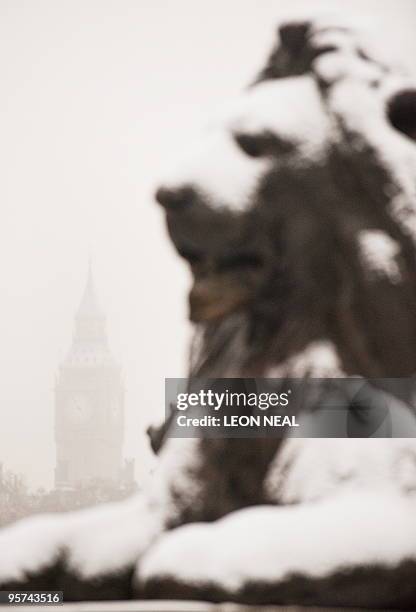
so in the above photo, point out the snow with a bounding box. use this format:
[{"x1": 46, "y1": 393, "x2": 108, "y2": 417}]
[
  {"x1": 95, "y1": 18, "x2": 416, "y2": 599},
  {"x1": 228, "y1": 76, "x2": 331, "y2": 161},
  {"x1": 139, "y1": 408, "x2": 416, "y2": 593},
  {"x1": 158, "y1": 128, "x2": 269, "y2": 213},
  {"x1": 147, "y1": 437, "x2": 204, "y2": 523},
  {"x1": 314, "y1": 50, "x2": 384, "y2": 87},
  {"x1": 3, "y1": 14, "x2": 416, "y2": 596},
  {"x1": 299, "y1": 14, "x2": 416, "y2": 247},
  {"x1": 140, "y1": 36, "x2": 416, "y2": 590},
  {"x1": 158, "y1": 75, "x2": 331, "y2": 213},
  {"x1": 0, "y1": 437, "x2": 204, "y2": 583},
  {"x1": 265, "y1": 438, "x2": 416, "y2": 504},
  {"x1": 310, "y1": 29, "x2": 360, "y2": 58},
  {"x1": 283, "y1": 11, "x2": 401, "y2": 74},
  {"x1": 316, "y1": 49, "x2": 416, "y2": 243},
  {"x1": 158, "y1": 17, "x2": 416, "y2": 232},
  {"x1": 266, "y1": 340, "x2": 344, "y2": 378},
  {"x1": 66, "y1": 495, "x2": 162, "y2": 577},
  {"x1": 0, "y1": 513, "x2": 65, "y2": 582},
  {"x1": 67, "y1": 437, "x2": 205, "y2": 576},
  {"x1": 138, "y1": 488, "x2": 416, "y2": 592},
  {"x1": 358, "y1": 229, "x2": 401, "y2": 283},
  {"x1": 0, "y1": 494, "x2": 162, "y2": 581}
]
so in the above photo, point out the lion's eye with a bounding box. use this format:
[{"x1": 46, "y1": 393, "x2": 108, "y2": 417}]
[
  {"x1": 233, "y1": 131, "x2": 294, "y2": 158},
  {"x1": 233, "y1": 132, "x2": 267, "y2": 158}
]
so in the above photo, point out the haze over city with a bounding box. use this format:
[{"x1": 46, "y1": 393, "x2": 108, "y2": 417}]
[{"x1": 1, "y1": 0, "x2": 415, "y2": 490}]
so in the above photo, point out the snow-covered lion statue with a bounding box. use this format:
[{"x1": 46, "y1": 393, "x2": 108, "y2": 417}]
[{"x1": 1, "y1": 15, "x2": 416, "y2": 609}]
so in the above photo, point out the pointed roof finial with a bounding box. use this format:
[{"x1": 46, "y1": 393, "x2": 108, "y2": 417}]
[{"x1": 77, "y1": 259, "x2": 102, "y2": 317}]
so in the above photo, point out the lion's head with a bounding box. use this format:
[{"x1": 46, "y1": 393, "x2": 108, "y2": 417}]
[{"x1": 155, "y1": 18, "x2": 416, "y2": 378}]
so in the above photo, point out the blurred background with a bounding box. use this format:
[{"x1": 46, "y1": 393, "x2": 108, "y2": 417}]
[{"x1": 0, "y1": 0, "x2": 415, "y2": 513}]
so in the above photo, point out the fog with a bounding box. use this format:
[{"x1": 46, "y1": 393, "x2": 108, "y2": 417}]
[{"x1": 0, "y1": 0, "x2": 415, "y2": 490}]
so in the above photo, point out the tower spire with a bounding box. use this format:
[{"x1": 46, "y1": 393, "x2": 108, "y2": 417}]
[
  {"x1": 77, "y1": 260, "x2": 102, "y2": 318},
  {"x1": 65, "y1": 262, "x2": 111, "y2": 358}
]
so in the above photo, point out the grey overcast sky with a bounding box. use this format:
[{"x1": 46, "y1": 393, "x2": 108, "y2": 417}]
[{"x1": 0, "y1": 0, "x2": 415, "y2": 490}]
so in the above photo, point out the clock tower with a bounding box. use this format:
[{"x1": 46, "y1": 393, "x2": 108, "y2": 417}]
[{"x1": 54, "y1": 265, "x2": 125, "y2": 489}]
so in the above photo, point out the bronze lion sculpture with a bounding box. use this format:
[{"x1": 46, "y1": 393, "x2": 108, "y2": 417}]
[{"x1": 1, "y1": 15, "x2": 416, "y2": 609}]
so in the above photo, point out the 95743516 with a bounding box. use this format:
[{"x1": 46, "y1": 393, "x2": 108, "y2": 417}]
[{"x1": 0, "y1": 591, "x2": 63, "y2": 605}]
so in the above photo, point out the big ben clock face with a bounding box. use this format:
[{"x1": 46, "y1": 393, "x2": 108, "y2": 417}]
[{"x1": 67, "y1": 394, "x2": 91, "y2": 425}]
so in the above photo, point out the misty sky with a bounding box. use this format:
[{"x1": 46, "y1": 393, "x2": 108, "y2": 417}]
[{"x1": 0, "y1": 0, "x2": 415, "y2": 490}]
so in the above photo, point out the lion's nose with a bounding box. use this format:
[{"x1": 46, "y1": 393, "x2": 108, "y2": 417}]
[{"x1": 155, "y1": 186, "x2": 195, "y2": 210}]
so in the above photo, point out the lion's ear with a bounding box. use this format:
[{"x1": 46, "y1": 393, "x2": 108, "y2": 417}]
[
  {"x1": 254, "y1": 20, "x2": 312, "y2": 82},
  {"x1": 387, "y1": 89, "x2": 416, "y2": 142},
  {"x1": 254, "y1": 17, "x2": 358, "y2": 84},
  {"x1": 278, "y1": 21, "x2": 311, "y2": 54}
]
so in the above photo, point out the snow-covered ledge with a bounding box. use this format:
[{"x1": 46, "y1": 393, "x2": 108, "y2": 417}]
[
  {"x1": 15, "y1": 602, "x2": 383, "y2": 612},
  {"x1": 17, "y1": 603, "x2": 213, "y2": 612}
]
